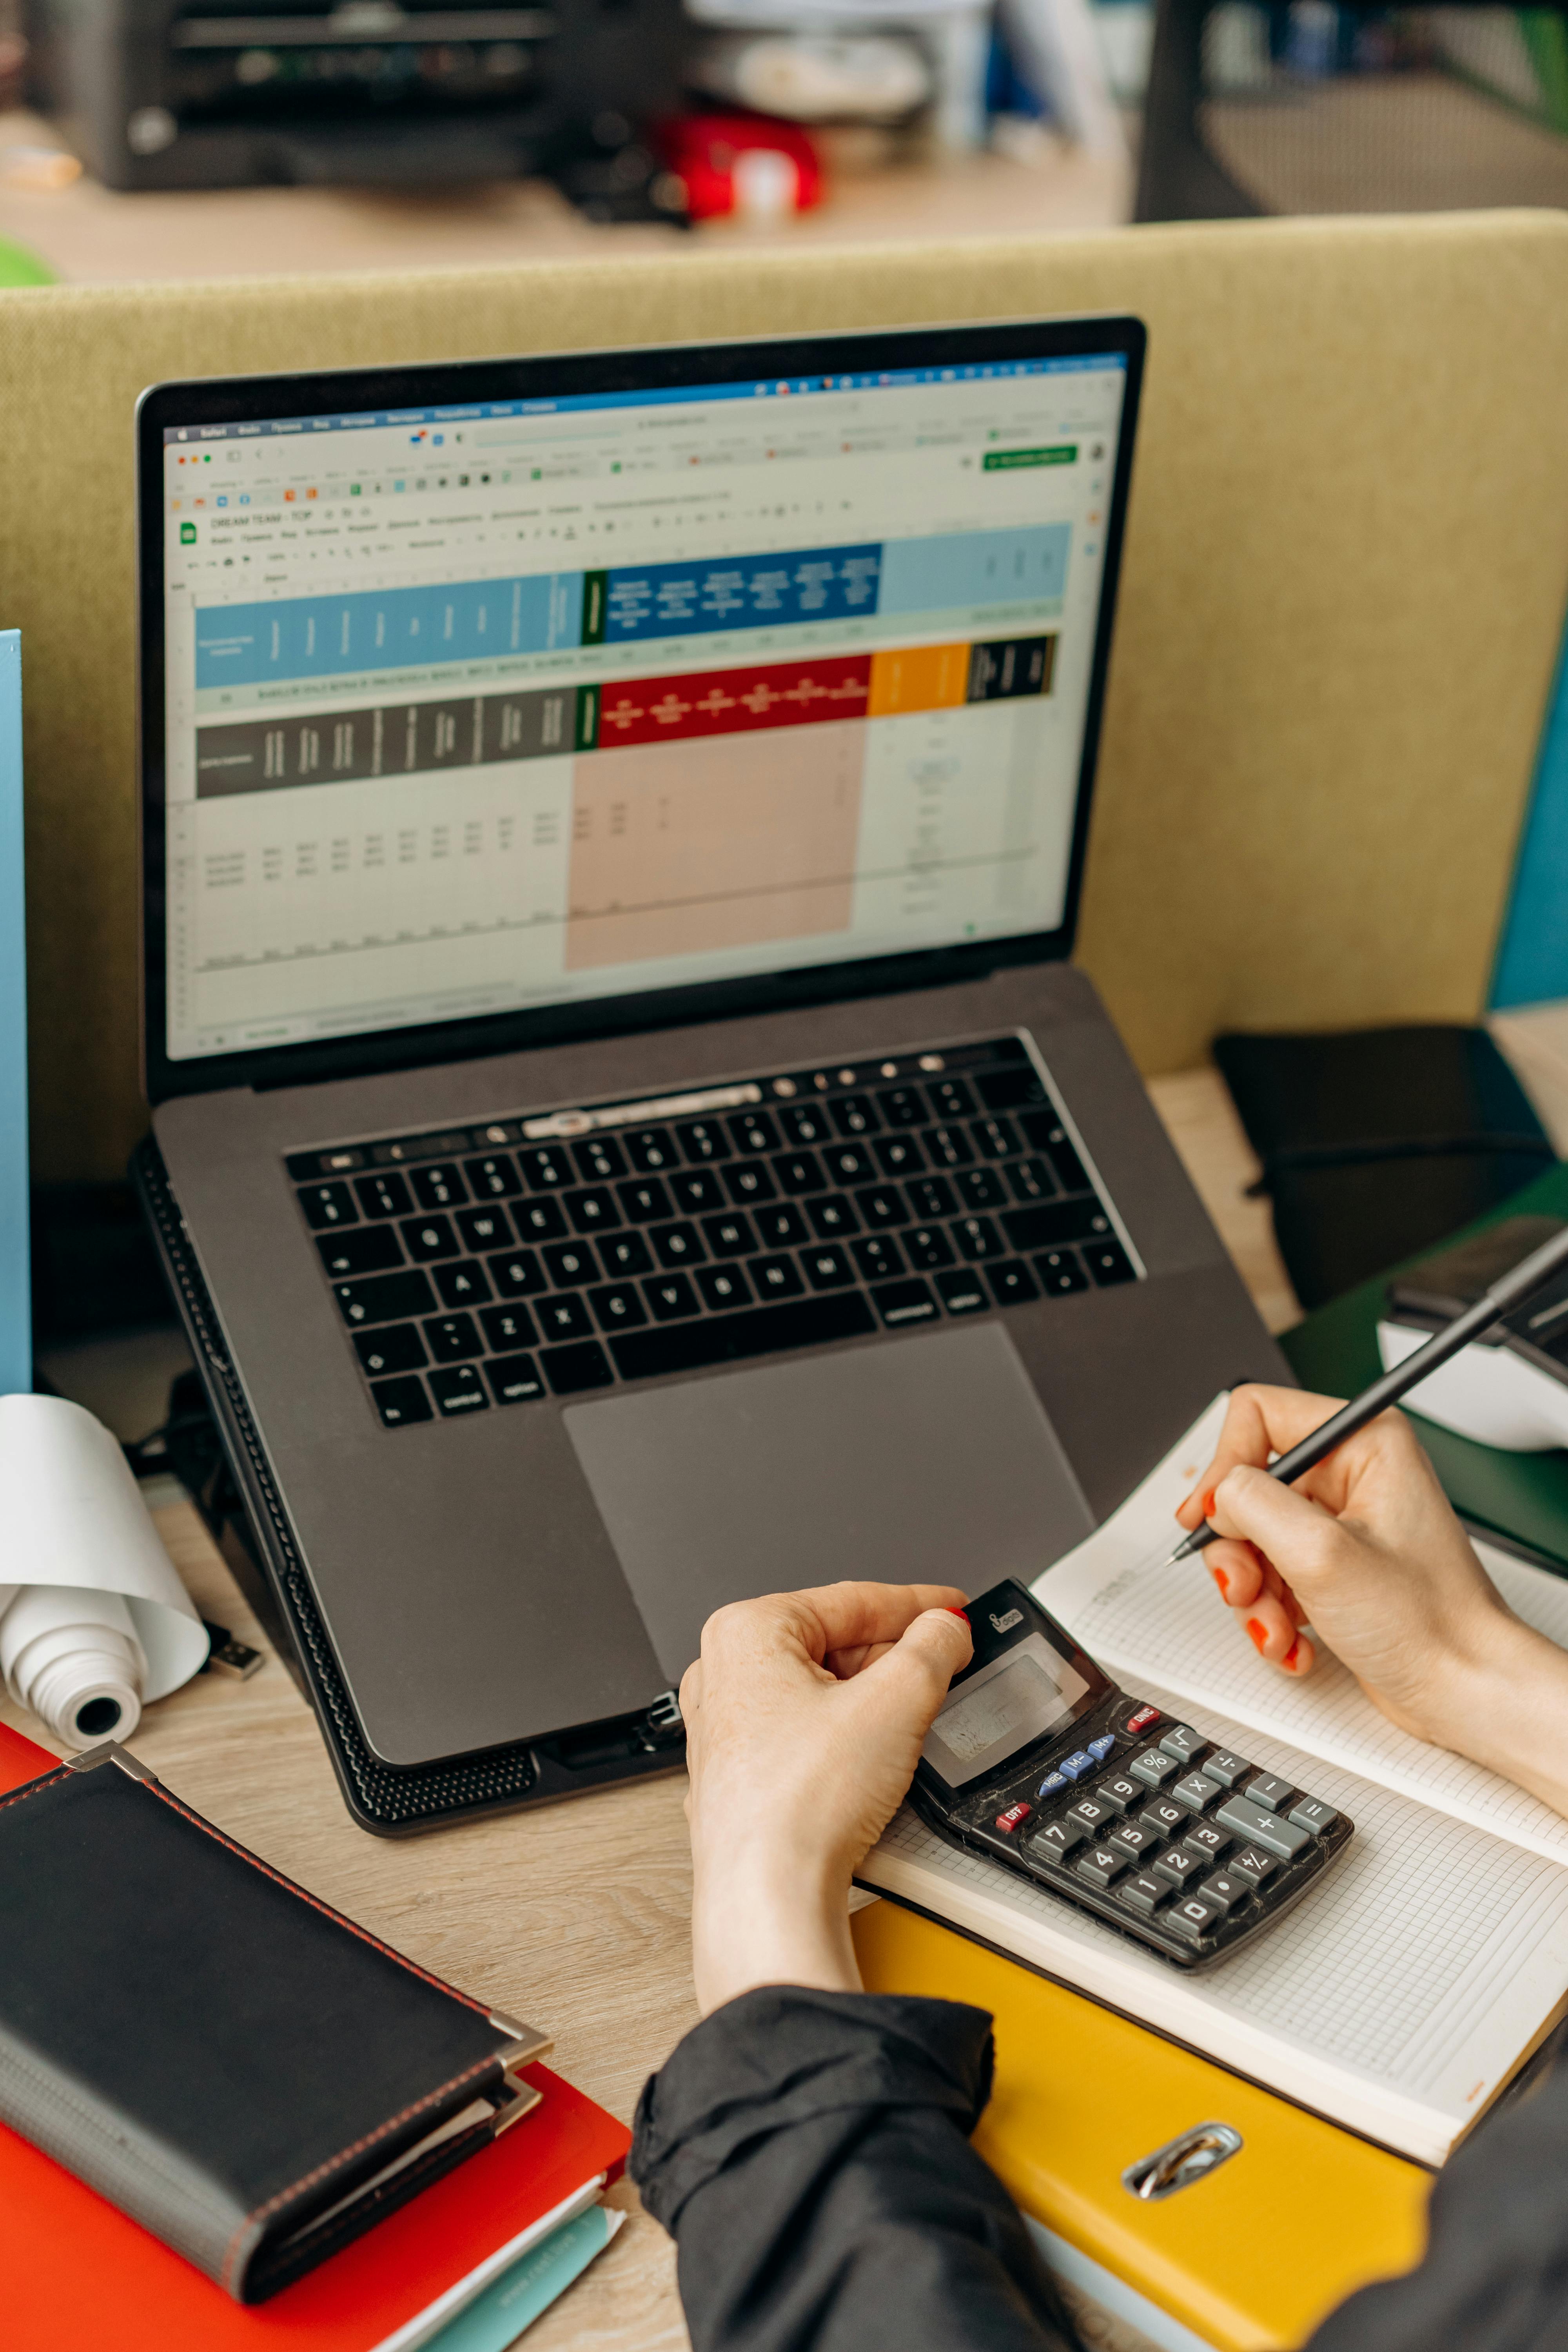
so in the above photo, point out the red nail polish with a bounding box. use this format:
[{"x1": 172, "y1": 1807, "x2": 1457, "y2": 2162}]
[
  {"x1": 1282, "y1": 1638, "x2": 1302, "y2": 1671},
  {"x1": 1200, "y1": 1490, "x2": 1217, "y2": 1520},
  {"x1": 944, "y1": 1608, "x2": 969, "y2": 1621},
  {"x1": 1211, "y1": 1565, "x2": 1229, "y2": 1598},
  {"x1": 1246, "y1": 1619, "x2": 1267, "y2": 1652}
]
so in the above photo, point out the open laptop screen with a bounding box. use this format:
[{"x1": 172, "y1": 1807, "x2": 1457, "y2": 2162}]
[{"x1": 140, "y1": 319, "x2": 1142, "y2": 1098}]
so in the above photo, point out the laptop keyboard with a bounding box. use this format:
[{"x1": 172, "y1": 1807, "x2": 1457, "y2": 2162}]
[{"x1": 285, "y1": 1034, "x2": 1142, "y2": 1430}]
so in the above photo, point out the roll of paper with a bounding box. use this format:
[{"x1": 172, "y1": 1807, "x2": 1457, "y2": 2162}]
[{"x1": 0, "y1": 1394, "x2": 210, "y2": 1749}]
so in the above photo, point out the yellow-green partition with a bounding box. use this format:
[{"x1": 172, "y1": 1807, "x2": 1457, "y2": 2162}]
[{"x1": 4, "y1": 210, "x2": 1567, "y2": 1178}]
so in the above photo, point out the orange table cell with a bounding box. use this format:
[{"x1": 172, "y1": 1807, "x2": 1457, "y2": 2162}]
[{"x1": 867, "y1": 641, "x2": 970, "y2": 719}]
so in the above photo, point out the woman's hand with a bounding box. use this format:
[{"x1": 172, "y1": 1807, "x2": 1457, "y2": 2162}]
[
  {"x1": 679, "y1": 1583, "x2": 972, "y2": 2015},
  {"x1": 1176, "y1": 1384, "x2": 1568, "y2": 1814}
]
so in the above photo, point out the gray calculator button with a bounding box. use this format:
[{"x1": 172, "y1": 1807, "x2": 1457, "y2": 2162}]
[
  {"x1": 1167, "y1": 1893, "x2": 1224, "y2": 1942},
  {"x1": 1158, "y1": 1724, "x2": 1207, "y2": 1765},
  {"x1": 1183, "y1": 1821, "x2": 1230, "y2": 1861},
  {"x1": 1198, "y1": 1871, "x2": 1249, "y2": 1911},
  {"x1": 1067, "y1": 1795, "x2": 1114, "y2": 1833},
  {"x1": 1245, "y1": 1772, "x2": 1297, "y2": 1814},
  {"x1": 1152, "y1": 1844, "x2": 1204, "y2": 1887},
  {"x1": 1229, "y1": 1844, "x2": 1279, "y2": 1889},
  {"x1": 1216, "y1": 1795, "x2": 1311, "y2": 1858},
  {"x1": 1077, "y1": 1843, "x2": 1131, "y2": 1889},
  {"x1": 1172, "y1": 1771, "x2": 1222, "y2": 1813},
  {"x1": 1107, "y1": 1820, "x2": 1160, "y2": 1864},
  {"x1": 1288, "y1": 1796, "x2": 1339, "y2": 1837},
  {"x1": 1202, "y1": 1748, "x2": 1253, "y2": 1788},
  {"x1": 1029, "y1": 1818, "x2": 1086, "y2": 1864},
  {"x1": 1129, "y1": 1748, "x2": 1179, "y2": 1788},
  {"x1": 1096, "y1": 1776, "x2": 1143, "y2": 1815},
  {"x1": 1118, "y1": 1873, "x2": 1169, "y2": 1917},
  {"x1": 1141, "y1": 1796, "x2": 1187, "y2": 1839}
]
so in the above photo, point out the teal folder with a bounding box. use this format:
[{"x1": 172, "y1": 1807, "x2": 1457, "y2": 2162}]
[{"x1": 0, "y1": 631, "x2": 27, "y2": 1398}]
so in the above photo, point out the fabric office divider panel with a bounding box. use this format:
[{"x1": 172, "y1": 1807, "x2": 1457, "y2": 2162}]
[
  {"x1": 2, "y1": 211, "x2": 1568, "y2": 1180},
  {"x1": 0, "y1": 633, "x2": 27, "y2": 1395}
]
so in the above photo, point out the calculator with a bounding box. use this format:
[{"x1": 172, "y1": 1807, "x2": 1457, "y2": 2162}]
[{"x1": 911, "y1": 1580, "x2": 1353, "y2": 1970}]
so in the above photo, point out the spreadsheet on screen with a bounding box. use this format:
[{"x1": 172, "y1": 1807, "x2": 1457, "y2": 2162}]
[{"x1": 161, "y1": 357, "x2": 1128, "y2": 1063}]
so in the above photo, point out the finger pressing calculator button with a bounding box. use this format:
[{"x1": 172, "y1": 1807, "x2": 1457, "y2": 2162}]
[
  {"x1": 1058, "y1": 1751, "x2": 1097, "y2": 1782},
  {"x1": 1198, "y1": 1871, "x2": 1249, "y2": 1912},
  {"x1": 1167, "y1": 1894, "x2": 1225, "y2": 1944},
  {"x1": 1029, "y1": 1818, "x2": 1085, "y2": 1865},
  {"x1": 1201, "y1": 1749, "x2": 1254, "y2": 1789},
  {"x1": 995, "y1": 1802, "x2": 1033, "y2": 1834},
  {"x1": 1076, "y1": 1844, "x2": 1130, "y2": 1889},
  {"x1": 1288, "y1": 1796, "x2": 1340, "y2": 1837},
  {"x1": 1129, "y1": 1748, "x2": 1178, "y2": 1788},
  {"x1": 1118, "y1": 1873, "x2": 1169, "y2": 1917},
  {"x1": 1141, "y1": 1797, "x2": 1187, "y2": 1839},
  {"x1": 1158, "y1": 1724, "x2": 1207, "y2": 1765},
  {"x1": 1096, "y1": 1776, "x2": 1143, "y2": 1814},
  {"x1": 1229, "y1": 1844, "x2": 1280, "y2": 1889},
  {"x1": 1215, "y1": 1795, "x2": 1311, "y2": 1858},
  {"x1": 1244, "y1": 1772, "x2": 1298, "y2": 1815},
  {"x1": 1172, "y1": 1772, "x2": 1222, "y2": 1813},
  {"x1": 1183, "y1": 1822, "x2": 1231, "y2": 1862},
  {"x1": 1067, "y1": 1796, "x2": 1115, "y2": 1834},
  {"x1": 1152, "y1": 1845, "x2": 1204, "y2": 1888}
]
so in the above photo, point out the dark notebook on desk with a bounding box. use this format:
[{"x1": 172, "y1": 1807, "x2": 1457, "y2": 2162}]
[{"x1": 0, "y1": 1742, "x2": 549, "y2": 2301}]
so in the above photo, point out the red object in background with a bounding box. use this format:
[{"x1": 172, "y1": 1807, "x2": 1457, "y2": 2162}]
[
  {"x1": 656, "y1": 114, "x2": 823, "y2": 221},
  {"x1": 598, "y1": 653, "x2": 869, "y2": 750}
]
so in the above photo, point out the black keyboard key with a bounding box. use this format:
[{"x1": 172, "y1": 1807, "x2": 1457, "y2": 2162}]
[
  {"x1": 775, "y1": 1151, "x2": 825, "y2": 1196},
  {"x1": 831, "y1": 1093, "x2": 879, "y2": 1137},
  {"x1": 701, "y1": 1212, "x2": 755, "y2": 1259},
  {"x1": 401, "y1": 1214, "x2": 459, "y2": 1264},
  {"x1": 1020, "y1": 1112, "x2": 1091, "y2": 1194},
  {"x1": 779, "y1": 1101, "x2": 834, "y2": 1146},
  {"x1": 486, "y1": 1353, "x2": 545, "y2": 1404},
  {"x1": 354, "y1": 1323, "x2": 427, "y2": 1377},
  {"x1": 317, "y1": 1225, "x2": 403, "y2": 1279},
  {"x1": 724, "y1": 1161, "x2": 777, "y2": 1207},
  {"x1": 1035, "y1": 1248, "x2": 1089, "y2": 1296},
  {"x1": 802, "y1": 1243, "x2": 853, "y2": 1290},
  {"x1": 852, "y1": 1234, "x2": 904, "y2": 1283},
  {"x1": 356, "y1": 1171, "x2": 413, "y2": 1220},
  {"x1": 518, "y1": 1146, "x2": 572, "y2": 1191},
  {"x1": 807, "y1": 1195, "x2": 859, "y2": 1240},
  {"x1": 973, "y1": 1115, "x2": 1022, "y2": 1158},
  {"x1": 603, "y1": 1230, "x2": 655, "y2": 1278},
  {"x1": 976, "y1": 1063, "x2": 1048, "y2": 1113},
  {"x1": 611, "y1": 1289, "x2": 875, "y2": 1383},
  {"x1": 626, "y1": 1128, "x2": 677, "y2": 1173},
  {"x1": 464, "y1": 1153, "x2": 520, "y2": 1199},
  {"x1": 697, "y1": 1263, "x2": 753, "y2": 1312},
  {"x1": 752, "y1": 1253, "x2": 805, "y2": 1299},
  {"x1": 1117, "y1": 1873, "x2": 1169, "y2": 1918},
  {"x1": 1027, "y1": 1817, "x2": 1085, "y2": 1866},
  {"x1": 729, "y1": 1109, "x2": 779, "y2": 1154},
  {"x1": 1140, "y1": 1796, "x2": 1189, "y2": 1840},
  {"x1": 590, "y1": 1282, "x2": 648, "y2": 1332},
  {"x1": 1076, "y1": 1842, "x2": 1129, "y2": 1890},
  {"x1": 880, "y1": 1086, "x2": 929, "y2": 1127},
  {"x1": 371, "y1": 1375, "x2": 432, "y2": 1428},
  {"x1": 904, "y1": 1224, "x2": 955, "y2": 1270},
  {"x1": 1151, "y1": 1845, "x2": 1204, "y2": 1888},
  {"x1": 1166, "y1": 1893, "x2": 1224, "y2": 1945},
  {"x1": 434, "y1": 1259, "x2": 492, "y2": 1309},
  {"x1": 488, "y1": 1248, "x2": 546, "y2": 1297},
  {"x1": 514, "y1": 1196, "x2": 568, "y2": 1242},
  {"x1": 872, "y1": 1278, "x2": 938, "y2": 1328},
  {"x1": 566, "y1": 1185, "x2": 622, "y2": 1235},
  {"x1": 856, "y1": 1185, "x2": 907, "y2": 1229},
  {"x1": 1095, "y1": 1773, "x2": 1144, "y2": 1814},
  {"x1": 1066, "y1": 1794, "x2": 1116, "y2": 1835},
  {"x1": 677, "y1": 1119, "x2": 731, "y2": 1163},
  {"x1": 926, "y1": 1126, "x2": 972, "y2": 1170},
  {"x1": 1086, "y1": 1239, "x2": 1136, "y2": 1286},
  {"x1": 618, "y1": 1176, "x2": 672, "y2": 1224},
  {"x1": 935, "y1": 1267, "x2": 989, "y2": 1316},
  {"x1": 987, "y1": 1258, "x2": 1038, "y2": 1308},
  {"x1": 537, "y1": 1292, "x2": 595, "y2": 1343},
  {"x1": 652, "y1": 1220, "x2": 704, "y2": 1269},
  {"x1": 908, "y1": 1176, "x2": 956, "y2": 1221},
  {"x1": 424, "y1": 1312, "x2": 483, "y2": 1363},
  {"x1": 755, "y1": 1202, "x2": 808, "y2": 1249},
  {"x1": 929, "y1": 1077, "x2": 975, "y2": 1120},
  {"x1": 542, "y1": 1340, "x2": 614, "y2": 1394},
  {"x1": 428, "y1": 1363, "x2": 489, "y2": 1416},
  {"x1": 335, "y1": 1269, "x2": 435, "y2": 1327},
  {"x1": 955, "y1": 1216, "x2": 1003, "y2": 1261},
  {"x1": 457, "y1": 1205, "x2": 510, "y2": 1252},
  {"x1": 957, "y1": 1166, "x2": 1007, "y2": 1211},
  {"x1": 411, "y1": 1163, "x2": 467, "y2": 1211},
  {"x1": 481, "y1": 1303, "x2": 538, "y2": 1351},
  {"x1": 1106, "y1": 1820, "x2": 1162, "y2": 1866},
  {"x1": 645, "y1": 1272, "x2": 699, "y2": 1321},
  {"x1": 544, "y1": 1240, "x2": 599, "y2": 1288},
  {"x1": 1008, "y1": 1156, "x2": 1058, "y2": 1203},
  {"x1": 1183, "y1": 1820, "x2": 1232, "y2": 1863},
  {"x1": 1002, "y1": 1200, "x2": 1112, "y2": 1252},
  {"x1": 573, "y1": 1134, "x2": 626, "y2": 1182},
  {"x1": 824, "y1": 1143, "x2": 874, "y2": 1185},
  {"x1": 670, "y1": 1169, "x2": 725, "y2": 1216},
  {"x1": 873, "y1": 1134, "x2": 924, "y2": 1178},
  {"x1": 299, "y1": 1180, "x2": 358, "y2": 1229}
]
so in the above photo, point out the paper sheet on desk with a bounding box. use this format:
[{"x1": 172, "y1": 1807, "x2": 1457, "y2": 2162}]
[
  {"x1": 0, "y1": 1393, "x2": 209, "y2": 1699},
  {"x1": 1033, "y1": 1393, "x2": 1568, "y2": 1870}
]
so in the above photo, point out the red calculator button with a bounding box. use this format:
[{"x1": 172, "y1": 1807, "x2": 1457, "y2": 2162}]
[
  {"x1": 995, "y1": 1802, "x2": 1033, "y2": 1834},
  {"x1": 1125, "y1": 1705, "x2": 1161, "y2": 1734}
]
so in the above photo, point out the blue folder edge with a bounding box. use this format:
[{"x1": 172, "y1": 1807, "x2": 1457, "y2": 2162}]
[
  {"x1": 419, "y1": 2200, "x2": 621, "y2": 2352},
  {"x1": 0, "y1": 630, "x2": 27, "y2": 1397}
]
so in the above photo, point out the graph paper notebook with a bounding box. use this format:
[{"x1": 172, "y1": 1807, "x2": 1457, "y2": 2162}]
[{"x1": 858, "y1": 1394, "x2": 1568, "y2": 2165}]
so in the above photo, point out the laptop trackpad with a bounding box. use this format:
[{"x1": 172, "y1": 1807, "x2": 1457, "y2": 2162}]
[{"x1": 562, "y1": 1322, "x2": 1093, "y2": 1682}]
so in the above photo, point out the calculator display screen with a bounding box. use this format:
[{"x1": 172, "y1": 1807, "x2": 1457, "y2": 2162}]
[{"x1": 922, "y1": 1634, "x2": 1090, "y2": 1790}]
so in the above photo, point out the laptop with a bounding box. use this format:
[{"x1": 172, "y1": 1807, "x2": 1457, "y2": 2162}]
[{"x1": 134, "y1": 316, "x2": 1286, "y2": 1832}]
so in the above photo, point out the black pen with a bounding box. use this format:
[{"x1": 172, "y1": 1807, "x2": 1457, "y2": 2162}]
[{"x1": 1161, "y1": 1220, "x2": 1568, "y2": 1567}]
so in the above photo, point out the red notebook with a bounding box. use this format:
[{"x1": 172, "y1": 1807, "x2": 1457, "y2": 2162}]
[{"x1": 0, "y1": 1723, "x2": 633, "y2": 2352}]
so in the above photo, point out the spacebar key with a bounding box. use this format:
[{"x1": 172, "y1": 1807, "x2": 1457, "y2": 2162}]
[{"x1": 610, "y1": 1292, "x2": 876, "y2": 1382}]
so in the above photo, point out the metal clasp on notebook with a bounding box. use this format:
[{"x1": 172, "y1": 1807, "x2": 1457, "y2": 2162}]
[
  {"x1": 1122, "y1": 2122, "x2": 1242, "y2": 2201},
  {"x1": 64, "y1": 1741, "x2": 160, "y2": 1784}
]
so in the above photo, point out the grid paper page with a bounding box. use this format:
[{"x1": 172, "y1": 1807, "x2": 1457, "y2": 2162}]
[
  {"x1": 863, "y1": 1686, "x2": 1568, "y2": 2158},
  {"x1": 1034, "y1": 1397, "x2": 1568, "y2": 1869}
]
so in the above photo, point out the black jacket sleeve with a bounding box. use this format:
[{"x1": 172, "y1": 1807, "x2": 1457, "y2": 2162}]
[{"x1": 632, "y1": 1985, "x2": 1568, "y2": 2352}]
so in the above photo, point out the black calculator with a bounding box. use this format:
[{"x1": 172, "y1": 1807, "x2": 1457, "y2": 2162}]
[{"x1": 911, "y1": 1579, "x2": 1353, "y2": 1971}]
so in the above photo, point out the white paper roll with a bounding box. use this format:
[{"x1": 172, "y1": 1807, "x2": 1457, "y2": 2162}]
[{"x1": 0, "y1": 1581, "x2": 146, "y2": 1744}]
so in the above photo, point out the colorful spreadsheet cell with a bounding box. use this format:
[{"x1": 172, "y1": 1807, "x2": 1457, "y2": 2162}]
[
  {"x1": 596, "y1": 655, "x2": 871, "y2": 748},
  {"x1": 193, "y1": 572, "x2": 585, "y2": 690},
  {"x1": 601, "y1": 544, "x2": 882, "y2": 643},
  {"x1": 879, "y1": 526, "x2": 1071, "y2": 614}
]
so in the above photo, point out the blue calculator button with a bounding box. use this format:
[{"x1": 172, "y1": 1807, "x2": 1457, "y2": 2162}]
[
  {"x1": 1038, "y1": 1769, "x2": 1068, "y2": 1796},
  {"x1": 1059, "y1": 1751, "x2": 1095, "y2": 1781},
  {"x1": 1087, "y1": 1735, "x2": 1117, "y2": 1760}
]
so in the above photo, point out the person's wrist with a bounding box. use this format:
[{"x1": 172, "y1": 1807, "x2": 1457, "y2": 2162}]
[
  {"x1": 690, "y1": 1838, "x2": 860, "y2": 2014},
  {"x1": 1418, "y1": 1606, "x2": 1563, "y2": 1778}
]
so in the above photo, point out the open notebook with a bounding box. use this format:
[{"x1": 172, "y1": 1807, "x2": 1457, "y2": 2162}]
[{"x1": 858, "y1": 1394, "x2": 1568, "y2": 2166}]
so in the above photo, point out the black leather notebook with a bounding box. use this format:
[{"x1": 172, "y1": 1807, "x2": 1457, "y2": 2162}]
[{"x1": 0, "y1": 1743, "x2": 550, "y2": 2301}]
